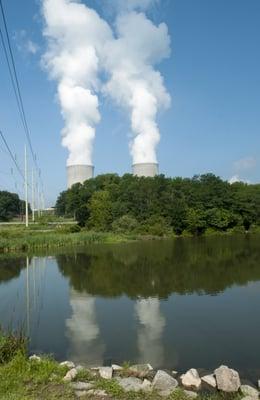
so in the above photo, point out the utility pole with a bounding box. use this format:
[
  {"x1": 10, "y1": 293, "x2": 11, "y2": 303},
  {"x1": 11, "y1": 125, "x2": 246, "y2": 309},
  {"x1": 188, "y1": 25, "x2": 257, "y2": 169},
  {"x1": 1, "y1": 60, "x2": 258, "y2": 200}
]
[
  {"x1": 24, "y1": 145, "x2": 29, "y2": 227},
  {"x1": 31, "y1": 168, "x2": 35, "y2": 222},
  {"x1": 37, "y1": 180, "x2": 41, "y2": 218}
]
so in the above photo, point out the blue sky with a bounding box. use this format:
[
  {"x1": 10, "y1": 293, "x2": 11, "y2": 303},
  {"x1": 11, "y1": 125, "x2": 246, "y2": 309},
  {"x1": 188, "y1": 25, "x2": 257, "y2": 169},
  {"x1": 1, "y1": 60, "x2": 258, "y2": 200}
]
[{"x1": 0, "y1": 0, "x2": 259, "y2": 206}]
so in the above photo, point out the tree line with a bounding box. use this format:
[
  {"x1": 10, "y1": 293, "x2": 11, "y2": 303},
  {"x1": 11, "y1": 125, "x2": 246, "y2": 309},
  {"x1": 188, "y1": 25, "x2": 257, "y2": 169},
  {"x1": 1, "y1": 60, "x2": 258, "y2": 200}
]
[
  {"x1": 55, "y1": 173, "x2": 260, "y2": 236},
  {"x1": 0, "y1": 191, "x2": 26, "y2": 222}
]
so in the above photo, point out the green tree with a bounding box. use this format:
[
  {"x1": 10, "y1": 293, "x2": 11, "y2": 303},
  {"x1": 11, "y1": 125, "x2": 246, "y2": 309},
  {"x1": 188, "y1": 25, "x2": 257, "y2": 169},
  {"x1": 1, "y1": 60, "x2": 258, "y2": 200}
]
[
  {"x1": 206, "y1": 208, "x2": 238, "y2": 231},
  {"x1": 186, "y1": 208, "x2": 207, "y2": 235},
  {"x1": 0, "y1": 191, "x2": 21, "y2": 221},
  {"x1": 112, "y1": 215, "x2": 138, "y2": 233},
  {"x1": 88, "y1": 190, "x2": 113, "y2": 231}
]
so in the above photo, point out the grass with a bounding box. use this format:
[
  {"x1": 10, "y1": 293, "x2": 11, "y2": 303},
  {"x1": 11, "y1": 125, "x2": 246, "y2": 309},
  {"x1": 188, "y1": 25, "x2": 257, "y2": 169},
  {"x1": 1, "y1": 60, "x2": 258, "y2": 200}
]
[
  {"x1": 0, "y1": 350, "x2": 243, "y2": 400},
  {"x1": 0, "y1": 222, "x2": 259, "y2": 254},
  {"x1": 0, "y1": 225, "x2": 132, "y2": 253}
]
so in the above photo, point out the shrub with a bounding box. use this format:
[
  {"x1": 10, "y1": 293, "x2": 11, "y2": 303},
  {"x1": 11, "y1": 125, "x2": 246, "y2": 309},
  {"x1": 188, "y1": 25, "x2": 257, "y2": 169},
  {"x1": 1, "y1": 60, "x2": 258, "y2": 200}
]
[
  {"x1": 75, "y1": 205, "x2": 90, "y2": 227},
  {"x1": 112, "y1": 215, "x2": 138, "y2": 233},
  {"x1": 142, "y1": 215, "x2": 171, "y2": 237},
  {"x1": 55, "y1": 224, "x2": 81, "y2": 234}
]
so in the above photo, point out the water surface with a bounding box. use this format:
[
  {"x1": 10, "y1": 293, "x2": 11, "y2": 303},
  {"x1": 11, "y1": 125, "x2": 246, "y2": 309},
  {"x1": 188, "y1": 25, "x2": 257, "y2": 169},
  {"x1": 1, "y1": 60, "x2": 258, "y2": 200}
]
[{"x1": 0, "y1": 235, "x2": 259, "y2": 381}]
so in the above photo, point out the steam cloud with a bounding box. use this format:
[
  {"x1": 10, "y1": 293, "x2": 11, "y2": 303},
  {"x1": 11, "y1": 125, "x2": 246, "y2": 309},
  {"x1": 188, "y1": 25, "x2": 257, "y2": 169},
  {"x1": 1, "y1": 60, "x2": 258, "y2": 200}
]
[
  {"x1": 42, "y1": 0, "x2": 111, "y2": 166},
  {"x1": 42, "y1": 0, "x2": 170, "y2": 167}
]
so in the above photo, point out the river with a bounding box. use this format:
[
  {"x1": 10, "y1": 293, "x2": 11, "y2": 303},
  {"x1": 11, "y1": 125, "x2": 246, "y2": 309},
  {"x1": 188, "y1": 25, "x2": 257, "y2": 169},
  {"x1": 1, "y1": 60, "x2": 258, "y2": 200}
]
[{"x1": 0, "y1": 235, "x2": 259, "y2": 381}]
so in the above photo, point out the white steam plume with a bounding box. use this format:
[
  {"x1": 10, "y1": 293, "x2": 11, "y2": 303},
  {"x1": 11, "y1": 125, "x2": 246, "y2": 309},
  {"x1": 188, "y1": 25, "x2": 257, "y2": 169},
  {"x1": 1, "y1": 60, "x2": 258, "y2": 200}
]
[
  {"x1": 42, "y1": 0, "x2": 112, "y2": 166},
  {"x1": 103, "y1": 9, "x2": 171, "y2": 164},
  {"x1": 112, "y1": 0, "x2": 159, "y2": 12}
]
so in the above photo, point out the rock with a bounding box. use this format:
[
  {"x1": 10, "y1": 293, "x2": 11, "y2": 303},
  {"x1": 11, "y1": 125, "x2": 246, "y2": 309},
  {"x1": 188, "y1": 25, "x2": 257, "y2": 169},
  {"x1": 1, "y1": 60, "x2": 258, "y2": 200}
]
[
  {"x1": 75, "y1": 391, "x2": 87, "y2": 398},
  {"x1": 214, "y1": 365, "x2": 241, "y2": 392},
  {"x1": 60, "y1": 361, "x2": 75, "y2": 369},
  {"x1": 129, "y1": 364, "x2": 153, "y2": 377},
  {"x1": 152, "y1": 370, "x2": 178, "y2": 395},
  {"x1": 75, "y1": 365, "x2": 85, "y2": 372},
  {"x1": 116, "y1": 377, "x2": 143, "y2": 392},
  {"x1": 181, "y1": 369, "x2": 201, "y2": 390},
  {"x1": 184, "y1": 390, "x2": 198, "y2": 398},
  {"x1": 201, "y1": 374, "x2": 217, "y2": 388},
  {"x1": 29, "y1": 354, "x2": 41, "y2": 362},
  {"x1": 71, "y1": 382, "x2": 94, "y2": 391},
  {"x1": 63, "y1": 368, "x2": 78, "y2": 382},
  {"x1": 99, "y1": 366, "x2": 113, "y2": 379},
  {"x1": 242, "y1": 397, "x2": 258, "y2": 400},
  {"x1": 141, "y1": 379, "x2": 152, "y2": 392},
  {"x1": 240, "y1": 384, "x2": 259, "y2": 398},
  {"x1": 87, "y1": 389, "x2": 108, "y2": 397},
  {"x1": 172, "y1": 370, "x2": 178, "y2": 376},
  {"x1": 112, "y1": 364, "x2": 122, "y2": 371}
]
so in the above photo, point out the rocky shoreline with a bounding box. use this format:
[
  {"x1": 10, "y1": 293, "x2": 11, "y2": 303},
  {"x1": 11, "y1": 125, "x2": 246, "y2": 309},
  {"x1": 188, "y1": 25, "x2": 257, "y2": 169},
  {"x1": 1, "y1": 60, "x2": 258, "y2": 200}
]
[{"x1": 29, "y1": 355, "x2": 260, "y2": 399}]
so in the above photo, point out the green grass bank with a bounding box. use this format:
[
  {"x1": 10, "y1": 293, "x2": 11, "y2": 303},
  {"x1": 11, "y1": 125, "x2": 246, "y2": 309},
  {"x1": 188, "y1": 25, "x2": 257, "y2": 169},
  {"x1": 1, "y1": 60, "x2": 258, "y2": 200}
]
[
  {"x1": 0, "y1": 223, "x2": 259, "y2": 253},
  {"x1": 0, "y1": 331, "x2": 242, "y2": 400}
]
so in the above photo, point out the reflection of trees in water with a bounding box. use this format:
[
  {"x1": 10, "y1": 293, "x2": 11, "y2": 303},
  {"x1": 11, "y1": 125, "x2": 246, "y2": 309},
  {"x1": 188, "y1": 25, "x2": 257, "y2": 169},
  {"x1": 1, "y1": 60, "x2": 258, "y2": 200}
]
[
  {"x1": 135, "y1": 298, "x2": 165, "y2": 366},
  {"x1": 56, "y1": 236, "x2": 260, "y2": 298},
  {"x1": 66, "y1": 289, "x2": 105, "y2": 366},
  {"x1": 0, "y1": 256, "x2": 26, "y2": 283}
]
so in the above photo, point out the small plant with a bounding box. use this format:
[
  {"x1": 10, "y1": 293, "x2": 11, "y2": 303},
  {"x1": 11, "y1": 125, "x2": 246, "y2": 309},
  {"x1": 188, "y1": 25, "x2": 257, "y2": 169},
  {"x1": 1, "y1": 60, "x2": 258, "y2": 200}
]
[{"x1": 0, "y1": 328, "x2": 27, "y2": 364}]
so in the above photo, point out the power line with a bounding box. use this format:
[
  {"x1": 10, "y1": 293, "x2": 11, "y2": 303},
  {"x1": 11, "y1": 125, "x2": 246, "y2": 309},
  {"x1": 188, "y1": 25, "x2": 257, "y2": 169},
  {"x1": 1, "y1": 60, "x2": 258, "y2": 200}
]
[
  {"x1": 0, "y1": 129, "x2": 24, "y2": 180},
  {"x1": 0, "y1": 0, "x2": 35, "y2": 161},
  {"x1": 0, "y1": 27, "x2": 26, "y2": 136},
  {"x1": 0, "y1": 0, "x2": 44, "y2": 194}
]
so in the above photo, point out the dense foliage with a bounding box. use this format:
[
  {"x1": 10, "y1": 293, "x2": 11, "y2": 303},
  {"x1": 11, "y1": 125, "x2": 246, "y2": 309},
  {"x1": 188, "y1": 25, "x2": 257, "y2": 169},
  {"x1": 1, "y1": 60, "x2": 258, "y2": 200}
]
[
  {"x1": 0, "y1": 191, "x2": 25, "y2": 222},
  {"x1": 55, "y1": 173, "x2": 260, "y2": 235}
]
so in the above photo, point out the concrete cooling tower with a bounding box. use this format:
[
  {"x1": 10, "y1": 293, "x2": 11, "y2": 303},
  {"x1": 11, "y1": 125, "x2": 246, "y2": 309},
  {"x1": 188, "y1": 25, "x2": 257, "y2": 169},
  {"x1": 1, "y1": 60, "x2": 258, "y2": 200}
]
[
  {"x1": 132, "y1": 163, "x2": 159, "y2": 177},
  {"x1": 67, "y1": 165, "x2": 94, "y2": 188}
]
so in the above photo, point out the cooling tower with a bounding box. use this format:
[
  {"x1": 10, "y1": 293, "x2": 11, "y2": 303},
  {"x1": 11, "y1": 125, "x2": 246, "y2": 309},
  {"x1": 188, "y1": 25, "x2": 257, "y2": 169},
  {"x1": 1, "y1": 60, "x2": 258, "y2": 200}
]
[
  {"x1": 67, "y1": 165, "x2": 94, "y2": 188},
  {"x1": 132, "y1": 163, "x2": 159, "y2": 177}
]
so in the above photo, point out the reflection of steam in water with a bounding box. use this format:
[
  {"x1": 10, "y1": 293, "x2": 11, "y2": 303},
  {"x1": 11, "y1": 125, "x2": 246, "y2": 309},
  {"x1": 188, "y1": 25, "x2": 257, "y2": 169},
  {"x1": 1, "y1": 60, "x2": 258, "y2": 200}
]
[
  {"x1": 135, "y1": 298, "x2": 165, "y2": 367},
  {"x1": 66, "y1": 290, "x2": 105, "y2": 366}
]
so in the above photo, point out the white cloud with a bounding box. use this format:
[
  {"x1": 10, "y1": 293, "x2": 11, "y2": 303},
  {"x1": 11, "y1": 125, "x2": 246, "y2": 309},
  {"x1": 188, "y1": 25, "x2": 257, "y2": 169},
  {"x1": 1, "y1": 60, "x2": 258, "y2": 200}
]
[
  {"x1": 14, "y1": 30, "x2": 39, "y2": 55},
  {"x1": 233, "y1": 156, "x2": 256, "y2": 172},
  {"x1": 42, "y1": 0, "x2": 112, "y2": 166},
  {"x1": 103, "y1": 11, "x2": 171, "y2": 164},
  {"x1": 229, "y1": 175, "x2": 251, "y2": 185},
  {"x1": 116, "y1": 0, "x2": 160, "y2": 11},
  {"x1": 26, "y1": 39, "x2": 39, "y2": 54},
  {"x1": 41, "y1": 0, "x2": 170, "y2": 166}
]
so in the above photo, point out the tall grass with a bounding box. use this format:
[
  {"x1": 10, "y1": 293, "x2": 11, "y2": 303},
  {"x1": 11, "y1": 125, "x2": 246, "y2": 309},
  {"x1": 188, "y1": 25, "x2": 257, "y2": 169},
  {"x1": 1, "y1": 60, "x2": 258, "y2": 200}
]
[
  {"x1": 0, "y1": 227, "x2": 131, "y2": 253},
  {"x1": 0, "y1": 328, "x2": 27, "y2": 364}
]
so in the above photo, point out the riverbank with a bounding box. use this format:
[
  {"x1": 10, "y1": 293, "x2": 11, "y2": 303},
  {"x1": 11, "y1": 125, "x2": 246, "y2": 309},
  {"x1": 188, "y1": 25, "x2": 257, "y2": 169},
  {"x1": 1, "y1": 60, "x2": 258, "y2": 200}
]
[
  {"x1": 0, "y1": 223, "x2": 259, "y2": 253},
  {"x1": 0, "y1": 352, "x2": 258, "y2": 399},
  {"x1": 0, "y1": 225, "x2": 134, "y2": 253}
]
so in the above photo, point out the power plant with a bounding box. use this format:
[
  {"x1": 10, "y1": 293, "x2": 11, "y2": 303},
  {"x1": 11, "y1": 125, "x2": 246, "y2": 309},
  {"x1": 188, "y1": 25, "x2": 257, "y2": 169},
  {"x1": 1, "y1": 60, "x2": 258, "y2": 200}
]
[
  {"x1": 67, "y1": 165, "x2": 94, "y2": 188},
  {"x1": 132, "y1": 163, "x2": 159, "y2": 177},
  {"x1": 67, "y1": 162, "x2": 159, "y2": 188}
]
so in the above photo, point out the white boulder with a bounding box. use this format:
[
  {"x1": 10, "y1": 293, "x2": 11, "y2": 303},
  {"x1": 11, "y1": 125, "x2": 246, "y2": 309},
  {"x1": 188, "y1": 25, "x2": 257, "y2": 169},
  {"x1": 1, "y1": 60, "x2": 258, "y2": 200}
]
[
  {"x1": 214, "y1": 365, "x2": 240, "y2": 392},
  {"x1": 116, "y1": 377, "x2": 143, "y2": 392},
  {"x1": 181, "y1": 369, "x2": 201, "y2": 390},
  {"x1": 60, "y1": 361, "x2": 75, "y2": 369},
  {"x1": 201, "y1": 374, "x2": 217, "y2": 388},
  {"x1": 152, "y1": 370, "x2": 178, "y2": 395},
  {"x1": 63, "y1": 368, "x2": 78, "y2": 382},
  {"x1": 99, "y1": 367, "x2": 113, "y2": 380},
  {"x1": 240, "y1": 384, "x2": 259, "y2": 398}
]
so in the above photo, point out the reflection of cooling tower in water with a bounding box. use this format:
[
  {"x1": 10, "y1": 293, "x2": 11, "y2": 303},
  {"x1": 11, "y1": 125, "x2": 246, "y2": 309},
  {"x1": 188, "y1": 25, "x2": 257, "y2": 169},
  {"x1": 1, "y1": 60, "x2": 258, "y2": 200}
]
[
  {"x1": 135, "y1": 297, "x2": 165, "y2": 367},
  {"x1": 67, "y1": 165, "x2": 94, "y2": 189},
  {"x1": 132, "y1": 163, "x2": 159, "y2": 177},
  {"x1": 66, "y1": 289, "x2": 105, "y2": 366}
]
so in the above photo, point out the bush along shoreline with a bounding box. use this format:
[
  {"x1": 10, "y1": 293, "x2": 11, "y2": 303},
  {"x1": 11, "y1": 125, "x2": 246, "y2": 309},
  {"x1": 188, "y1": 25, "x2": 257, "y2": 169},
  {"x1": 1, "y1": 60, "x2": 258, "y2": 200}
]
[{"x1": 0, "y1": 223, "x2": 260, "y2": 254}]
